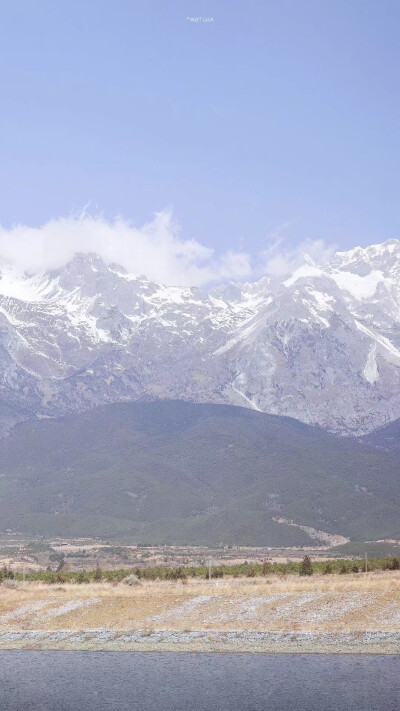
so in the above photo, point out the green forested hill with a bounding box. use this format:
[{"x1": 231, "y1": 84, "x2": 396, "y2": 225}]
[
  {"x1": 0, "y1": 401, "x2": 399, "y2": 545},
  {"x1": 363, "y1": 418, "x2": 400, "y2": 452}
]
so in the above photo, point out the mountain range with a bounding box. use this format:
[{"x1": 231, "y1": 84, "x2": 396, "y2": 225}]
[{"x1": 1, "y1": 239, "x2": 400, "y2": 436}]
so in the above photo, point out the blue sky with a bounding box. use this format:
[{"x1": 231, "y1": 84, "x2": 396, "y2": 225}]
[{"x1": 0, "y1": 0, "x2": 399, "y2": 282}]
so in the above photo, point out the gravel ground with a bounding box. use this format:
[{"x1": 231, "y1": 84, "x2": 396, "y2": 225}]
[{"x1": 0, "y1": 628, "x2": 399, "y2": 654}]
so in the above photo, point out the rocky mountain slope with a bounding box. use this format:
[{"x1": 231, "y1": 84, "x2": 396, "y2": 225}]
[
  {"x1": 1, "y1": 401, "x2": 399, "y2": 544},
  {"x1": 1, "y1": 239, "x2": 400, "y2": 435}
]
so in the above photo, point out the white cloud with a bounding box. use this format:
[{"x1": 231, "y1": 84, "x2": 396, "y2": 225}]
[
  {"x1": 0, "y1": 211, "x2": 337, "y2": 287},
  {"x1": 262, "y1": 237, "x2": 337, "y2": 278},
  {"x1": 0, "y1": 211, "x2": 252, "y2": 287}
]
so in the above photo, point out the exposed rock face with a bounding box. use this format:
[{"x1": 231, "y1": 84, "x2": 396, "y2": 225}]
[{"x1": 1, "y1": 240, "x2": 400, "y2": 435}]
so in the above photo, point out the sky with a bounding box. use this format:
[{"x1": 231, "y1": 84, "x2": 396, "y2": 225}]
[{"x1": 0, "y1": 0, "x2": 399, "y2": 285}]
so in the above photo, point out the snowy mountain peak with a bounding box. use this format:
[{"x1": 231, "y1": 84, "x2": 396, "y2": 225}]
[
  {"x1": 330, "y1": 238, "x2": 400, "y2": 273},
  {"x1": 1, "y1": 240, "x2": 400, "y2": 436}
]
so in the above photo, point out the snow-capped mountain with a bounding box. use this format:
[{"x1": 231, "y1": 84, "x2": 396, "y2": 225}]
[{"x1": 1, "y1": 239, "x2": 400, "y2": 436}]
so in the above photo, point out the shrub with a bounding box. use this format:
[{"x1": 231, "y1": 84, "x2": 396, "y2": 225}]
[
  {"x1": 211, "y1": 568, "x2": 224, "y2": 579},
  {"x1": 123, "y1": 574, "x2": 141, "y2": 586},
  {"x1": 323, "y1": 562, "x2": 333, "y2": 575},
  {"x1": 166, "y1": 567, "x2": 187, "y2": 581},
  {"x1": 391, "y1": 558, "x2": 400, "y2": 570}
]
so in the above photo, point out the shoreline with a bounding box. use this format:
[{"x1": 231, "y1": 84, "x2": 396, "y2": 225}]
[{"x1": 0, "y1": 629, "x2": 399, "y2": 654}]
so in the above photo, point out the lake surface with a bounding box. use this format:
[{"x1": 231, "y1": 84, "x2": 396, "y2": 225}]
[{"x1": 0, "y1": 651, "x2": 399, "y2": 711}]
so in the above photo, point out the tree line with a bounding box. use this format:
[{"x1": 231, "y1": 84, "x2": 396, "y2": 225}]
[{"x1": 5, "y1": 555, "x2": 399, "y2": 584}]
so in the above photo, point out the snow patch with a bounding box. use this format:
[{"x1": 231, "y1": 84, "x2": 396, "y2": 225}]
[
  {"x1": 364, "y1": 344, "x2": 379, "y2": 384},
  {"x1": 355, "y1": 320, "x2": 400, "y2": 362},
  {"x1": 331, "y1": 269, "x2": 386, "y2": 300}
]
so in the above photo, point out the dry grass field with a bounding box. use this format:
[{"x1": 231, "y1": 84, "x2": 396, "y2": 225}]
[{"x1": 1, "y1": 572, "x2": 399, "y2": 634}]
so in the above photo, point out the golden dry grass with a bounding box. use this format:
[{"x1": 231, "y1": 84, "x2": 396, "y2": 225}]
[{"x1": 0, "y1": 572, "x2": 399, "y2": 633}]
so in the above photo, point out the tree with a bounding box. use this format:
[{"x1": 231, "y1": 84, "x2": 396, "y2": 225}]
[
  {"x1": 299, "y1": 555, "x2": 313, "y2": 576},
  {"x1": 56, "y1": 555, "x2": 65, "y2": 573},
  {"x1": 1, "y1": 565, "x2": 8, "y2": 579},
  {"x1": 93, "y1": 562, "x2": 102, "y2": 581},
  {"x1": 323, "y1": 561, "x2": 333, "y2": 575},
  {"x1": 1, "y1": 566, "x2": 15, "y2": 580},
  {"x1": 262, "y1": 560, "x2": 271, "y2": 576},
  {"x1": 391, "y1": 557, "x2": 400, "y2": 570}
]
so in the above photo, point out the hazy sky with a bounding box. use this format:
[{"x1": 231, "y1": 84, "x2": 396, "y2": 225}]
[{"x1": 0, "y1": 1, "x2": 399, "y2": 283}]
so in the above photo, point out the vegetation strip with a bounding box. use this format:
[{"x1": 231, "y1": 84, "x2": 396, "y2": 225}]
[{"x1": 4, "y1": 555, "x2": 400, "y2": 584}]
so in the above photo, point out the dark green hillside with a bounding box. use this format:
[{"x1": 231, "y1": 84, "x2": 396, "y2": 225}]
[
  {"x1": 363, "y1": 418, "x2": 400, "y2": 452},
  {"x1": 0, "y1": 401, "x2": 399, "y2": 544}
]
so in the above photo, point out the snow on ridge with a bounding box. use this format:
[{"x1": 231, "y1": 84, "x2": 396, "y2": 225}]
[
  {"x1": 330, "y1": 269, "x2": 387, "y2": 300},
  {"x1": 0, "y1": 268, "x2": 55, "y2": 303},
  {"x1": 284, "y1": 263, "x2": 389, "y2": 302},
  {"x1": 283, "y1": 265, "x2": 324, "y2": 287},
  {"x1": 213, "y1": 306, "x2": 271, "y2": 356},
  {"x1": 354, "y1": 320, "x2": 400, "y2": 361},
  {"x1": 332, "y1": 238, "x2": 400, "y2": 265},
  {"x1": 305, "y1": 289, "x2": 335, "y2": 311}
]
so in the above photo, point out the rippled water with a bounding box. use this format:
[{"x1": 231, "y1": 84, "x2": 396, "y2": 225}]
[{"x1": 1, "y1": 651, "x2": 399, "y2": 711}]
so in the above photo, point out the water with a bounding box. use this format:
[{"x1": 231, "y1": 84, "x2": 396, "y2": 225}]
[{"x1": 0, "y1": 651, "x2": 399, "y2": 711}]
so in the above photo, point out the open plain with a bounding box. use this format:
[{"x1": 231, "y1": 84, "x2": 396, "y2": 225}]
[{"x1": 0, "y1": 572, "x2": 399, "y2": 654}]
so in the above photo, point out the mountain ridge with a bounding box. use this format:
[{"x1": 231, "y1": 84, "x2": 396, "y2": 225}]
[
  {"x1": 0, "y1": 400, "x2": 399, "y2": 544},
  {"x1": 1, "y1": 239, "x2": 400, "y2": 435}
]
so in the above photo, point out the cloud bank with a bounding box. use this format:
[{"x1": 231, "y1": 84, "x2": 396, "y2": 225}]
[
  {"x1": 0, "y1": 211, "x2": 252, "y2": 287},
  {"x1": 0, "y1": 211, "x2": 336, "y2": 287}
]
